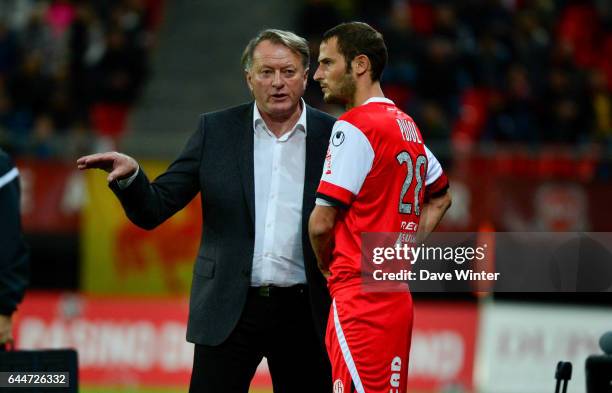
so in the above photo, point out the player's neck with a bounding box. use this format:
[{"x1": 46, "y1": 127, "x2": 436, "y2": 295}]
[{"x1": 349, "y1": 82, "x2": 385, "y2": 109}]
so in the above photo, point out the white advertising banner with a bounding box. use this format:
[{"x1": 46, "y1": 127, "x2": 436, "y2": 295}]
[{"x1": 476, "y1": 301, "x2": 612, "y2": 393}]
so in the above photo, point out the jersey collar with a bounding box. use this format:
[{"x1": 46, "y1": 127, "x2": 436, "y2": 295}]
[{"x1": 362, "y1": 97, "x2": 395, "y2": 106}]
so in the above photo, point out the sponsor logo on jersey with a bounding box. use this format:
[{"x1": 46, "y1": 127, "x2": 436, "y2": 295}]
[
  {"x1": 325, "y1": 146, "x2": 332, "y2": 175},
  {"x1": 333, "y1": 378, "x2": 344, "y2": 393},
  {"x1": 332, "y1": 130, "x2": 345, "y2": 146}
]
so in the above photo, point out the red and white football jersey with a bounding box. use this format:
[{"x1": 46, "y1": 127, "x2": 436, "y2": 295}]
[{"x1": 316, "y1": 97, "x2": 448, "y2": 291}]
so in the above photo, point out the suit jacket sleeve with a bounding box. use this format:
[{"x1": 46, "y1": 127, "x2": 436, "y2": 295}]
[
  {"x1": 109, "y1": 115, "x2": 205, "y2": 230},
  {"x1": 0, "y1": 150, "x2": 29, "y2": 316}
]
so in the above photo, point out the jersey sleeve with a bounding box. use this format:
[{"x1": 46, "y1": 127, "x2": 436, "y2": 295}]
[
  {"x1": 424, "y1": 145, "x2": 449, "y2": 199},
  {"x1": 316, "y1": 120, "x2": 374, "y2": 208}
]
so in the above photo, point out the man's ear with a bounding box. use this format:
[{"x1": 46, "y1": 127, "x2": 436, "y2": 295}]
[
  {"x1": 303, "y1": 67, "x2": 309, "y2": 89},
  {"x1": 245, "y1": 70, "x2": 254, "y2": 94},
  {"x1": 352, "y1": 54, "x2": 370, "y2": 77}
]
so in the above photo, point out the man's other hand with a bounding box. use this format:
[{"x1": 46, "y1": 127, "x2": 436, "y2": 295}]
[
  {"x1": 77, "y1": 152, "x2": 138, "y2": 183},
  {"x1": 0, "y1": 314, "x2": 13, "y2": 346}
]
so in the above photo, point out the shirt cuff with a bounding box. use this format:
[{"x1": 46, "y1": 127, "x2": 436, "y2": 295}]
[
  {"x1": 315, "y1": 197, "x2": 335, "y2": 206},
  {"x1": 317, "y1": 181, "x2": 354, "y2": 206},
  {"x1": 116, "y1": 166, "x2": 139, "y2": 189}
]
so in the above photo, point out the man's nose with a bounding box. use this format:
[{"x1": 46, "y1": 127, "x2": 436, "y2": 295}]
[
  {"x1": 313, "y1": 66, "x2": 322, "y2": 81},
  {"x1": 272, "y1": 71, "x2": 284, "y2": 88}
]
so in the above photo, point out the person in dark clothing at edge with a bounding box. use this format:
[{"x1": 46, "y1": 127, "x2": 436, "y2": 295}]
[{"x1": 0, "y1": 147, "x2": 29, "y2": 350}]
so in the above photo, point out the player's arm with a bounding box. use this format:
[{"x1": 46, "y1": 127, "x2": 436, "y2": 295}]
[
  {"x1": 416, "y1": 189, "x2": 451, "y2": 243},
  {"x1": 416, "y1": 146, "x2": 451, "y2": 243},
  {"x1": 311, "y1": 120, "x2": 374, "y2": 276},
  {"x1": 309, "y1": 205, "x2": 339, "y2": 275}
]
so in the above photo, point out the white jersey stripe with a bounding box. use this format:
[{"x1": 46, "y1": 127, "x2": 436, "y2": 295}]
[
  {"x1": 333, "y1": 299, "x2": 366, "y2": 393},
  {"x1": 0, "y1": 167, "x2": 18, "y2": 189},
  {"x1": 424, "y1": 145, "x2": 443, "y2": 186}
]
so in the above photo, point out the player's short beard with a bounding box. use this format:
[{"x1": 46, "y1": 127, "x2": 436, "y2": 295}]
[{"x1": 324, "y1": 71, "x2": 356, "y2": 107}]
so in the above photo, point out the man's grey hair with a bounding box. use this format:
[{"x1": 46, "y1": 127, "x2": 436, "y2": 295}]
[{"x1": 241, "y1": 29, "x2": 310, "y2": 71}]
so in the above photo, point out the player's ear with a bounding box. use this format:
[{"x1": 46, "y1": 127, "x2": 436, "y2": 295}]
[{"x1": 353, "y1": 54, "x2": 370, "y2": 77}]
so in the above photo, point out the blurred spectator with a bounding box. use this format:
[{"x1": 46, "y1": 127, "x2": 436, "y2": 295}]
[
  {"x1": 420, "y1": 101, "x2": 451, "y2": 140},
  {"x1": 298, "y1": 0, "x2": 343, "y2": 40},
  {"x1": 20, "y1": 3, "x2": 65, "y2": 76},
  {"x1": 93, "y1": 28, "x2": 145, "y2": 105},
  {"x1": 541, "y1": 67, "x2": 588, "y2": 143},
  {"x1": 68, "y1": 2, "x2": 104, "y2": 121},
  {"x1": 512, "y1": 10, "x2": 549, "y2": 91},
  {"x1": 302, "y1": 0, "x2": 612, "y2": 150},
  {"x1": 483, "y1": 65, "x2": 538, "y2": 143},
  {"x1": 415, "y1": 36, "x2": 461, "y2": 116},
  {"x1": 471, "y1": 32, "x2": 511, "y2": 89},
  {"x1": 589, "y1": 69, "x2": 612, "y2": 144},
  {"x1": 90, "y1": 28, "x2": 146, "y2": 143},
  {"x1": 0, "y1": 22, "x2": 19, "y2": 77},
  {"x1": 29, "y1": 113, "x2": 56, "y2": 158},
  {"x1": 297, "y1": 0, "x2": 343, "y2": 110},
  {"x1": 46, "y1": 0, "x2": 75, "y2": 37},
  {"x1": 0, "y1": 0, "x2": 158, "y2": 158},
  {"x1": 7, "y1": 51, "x2": 53, "y2": 118},
  {"x1": 48, "y1": 65, "x2": 76, "y2": 132},
  {"x1": 380, "y1": 1, "x2": 418, "y2": 86}
]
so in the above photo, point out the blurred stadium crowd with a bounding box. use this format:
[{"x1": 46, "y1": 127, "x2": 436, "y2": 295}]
[
  {"x1": 0, "y1": 0, "x2": 162, "y2": 158},
  {"x1": 299, "y1": 0, "x2": 612, "y2": 150},
  {"x1": 1, "y1": 0, "x2": 611, "y2": 159}
]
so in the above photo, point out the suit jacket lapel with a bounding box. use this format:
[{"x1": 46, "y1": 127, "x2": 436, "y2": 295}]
[
  {"x1": 237, "y1": 103, "x2": 256, "y2": 229},
  {"x1": 303, "y1": 106, "x2": 330, "y2": 214}
]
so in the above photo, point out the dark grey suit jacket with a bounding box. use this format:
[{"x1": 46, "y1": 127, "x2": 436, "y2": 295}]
[{"x1": 111, "y1": 102, "x2": 335, "y2": 346}]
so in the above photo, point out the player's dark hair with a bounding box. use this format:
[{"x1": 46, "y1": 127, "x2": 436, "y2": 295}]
[{"x1": 322, "y1": 22, "x2": 387, "y2": 82}]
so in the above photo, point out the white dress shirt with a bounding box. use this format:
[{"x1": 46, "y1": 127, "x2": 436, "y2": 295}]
[
  {"x1": 119, "y1": 102, "x2": 309, "y2": 287},
  {"x1": 251, "y1": 101, "x2": 307, "y2": 286}
]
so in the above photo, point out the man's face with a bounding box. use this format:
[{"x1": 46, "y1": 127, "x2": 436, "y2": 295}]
[
  {"x1": 313, "y1": 37, "x2": 356, "y2": 105},
  {"x1": 246, "y1": 40, "x2": 308, "y2": 118}
]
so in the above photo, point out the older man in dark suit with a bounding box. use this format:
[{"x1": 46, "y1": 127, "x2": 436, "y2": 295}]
[{"x1": 77, "y1": 29, "x2": 334, "y2": 392}]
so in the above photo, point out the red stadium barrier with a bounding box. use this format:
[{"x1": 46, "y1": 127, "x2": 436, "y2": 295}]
[
  {"x1": 16, "y1": 160, "x2": 81, "y2": 234},
  {"x1": 409, "y1": 301, "x2": 478, "y2": 391},
  {"x1": 12, "y1": 292, "x2": 478, "y2": 390},
  {"x1": 12, "y1": 292, "x2": 270, "y2": 388}
]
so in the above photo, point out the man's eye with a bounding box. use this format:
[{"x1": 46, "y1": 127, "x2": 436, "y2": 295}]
[
  {"x1": 284, "y1": 70, "x2": 296, "y2": 76},
  {"x1": 261, "y1": 70, "x2": 273, "y2": 75}
]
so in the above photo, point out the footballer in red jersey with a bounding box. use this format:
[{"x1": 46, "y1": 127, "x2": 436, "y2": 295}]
[{"x1": 309, "y1": 22, "x2": 451, "y2": 393}]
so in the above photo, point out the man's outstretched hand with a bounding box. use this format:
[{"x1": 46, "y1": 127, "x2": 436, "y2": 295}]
[{"x1": 77, "y1": 152, "x2": 138, "y2": 183}]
